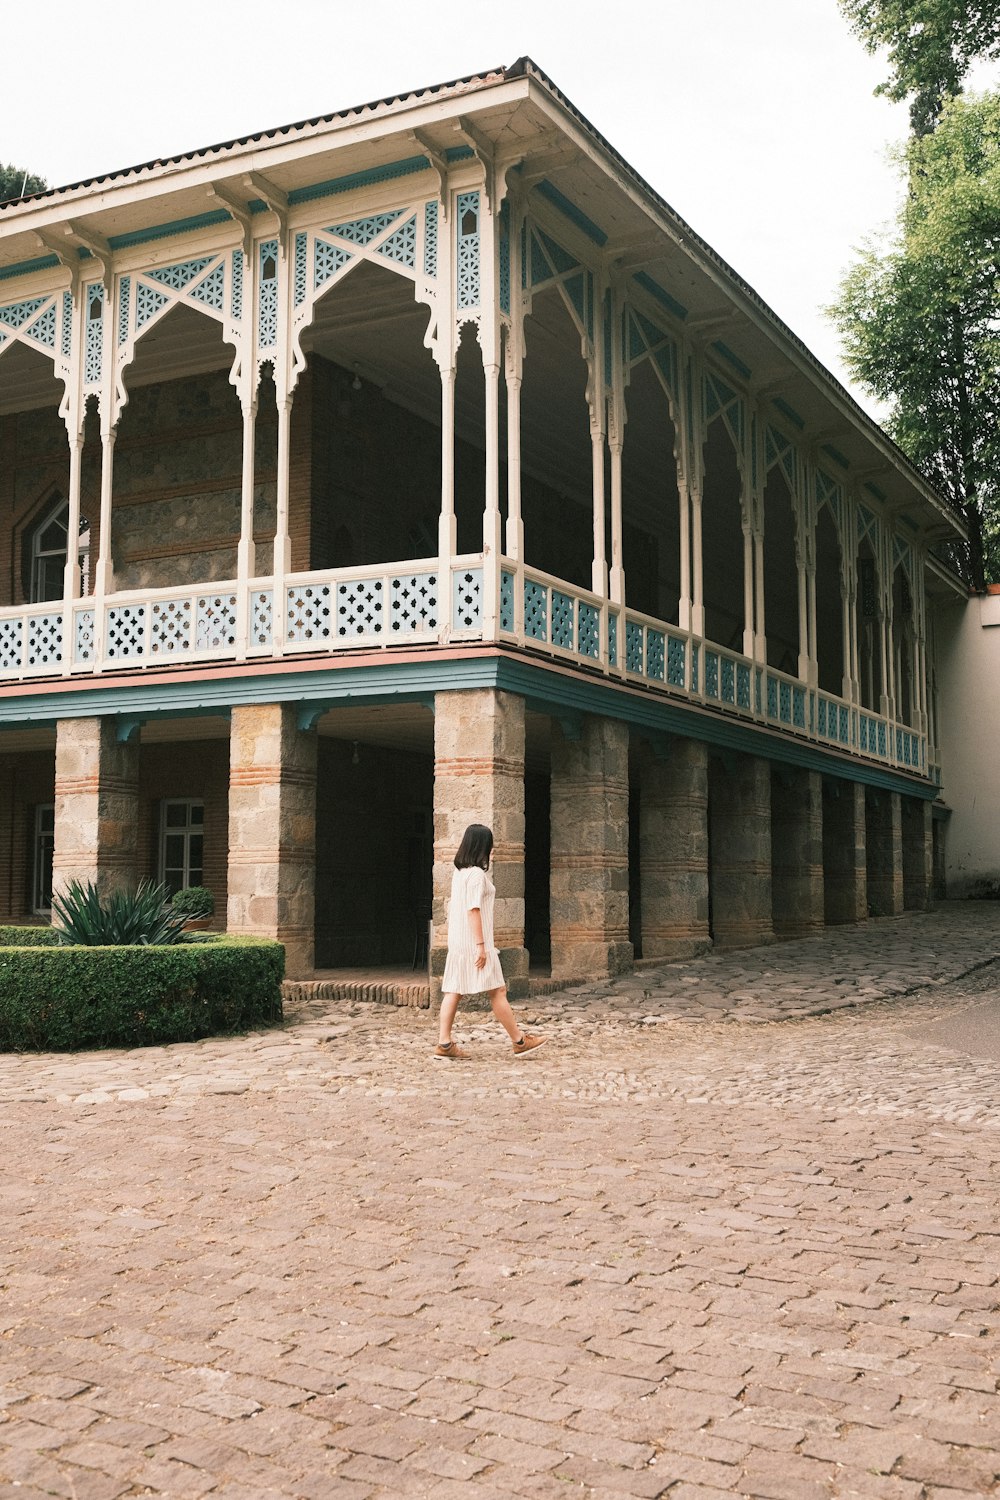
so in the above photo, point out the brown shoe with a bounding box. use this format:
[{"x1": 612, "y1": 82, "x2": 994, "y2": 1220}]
[
  {"x1": 512, "y1": 1033, "x2": 546, "y2": 1057},
  {"x1": 434, "y1": 1040, "x2": 469, "y2": 1060}
]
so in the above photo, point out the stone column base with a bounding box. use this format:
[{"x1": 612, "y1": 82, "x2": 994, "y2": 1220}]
[
  {"x1": 902, "y1": 797, "x2": 934, "y2": 911},
  {"x1": 709, "y1": 751, "x2": 774, "y2": 949},
  {"x1": 53, "y1": 716, "x2": 140, "y2": 901},
  {"x1": 823, "y1": 779, "x2": 867, "y2": 924},
  {"x1": 638, "y1": 739, "x2": 711, "y2": 959},
  {"x1": 866, "y1": 788, "x2": 904, "y2": 917},
  {"x1": 771, "y1": 766, "x2": 824, "y2": 938}
]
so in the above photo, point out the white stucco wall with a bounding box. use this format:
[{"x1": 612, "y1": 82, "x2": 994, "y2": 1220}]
[{"x1": 936, "y1": 592, "x2": 1000, "y2": 894}]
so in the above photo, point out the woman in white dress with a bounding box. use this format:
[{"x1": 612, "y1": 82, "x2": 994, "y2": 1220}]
[{"x1": 436, "y1": 823, "x2": 546, "y2": 1060}]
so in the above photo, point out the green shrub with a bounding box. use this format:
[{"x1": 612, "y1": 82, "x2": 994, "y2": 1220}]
[
  {"x1": 170, "y1": 885, "x2": 215, "y2": 919},
  {"x1": 0, "y1": 936, "x2": 284, "y2": 1052},
  {"x1": 52, "y1": 880, "x2": 188, "y2": 947},
  {"x1": 0, "y1": 926, "x2": 59, "y2": 947}
]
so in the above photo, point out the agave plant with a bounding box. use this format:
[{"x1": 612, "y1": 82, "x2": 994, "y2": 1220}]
[{"x1": 51, "y1": 880, "x2": 189, "y2": 947}]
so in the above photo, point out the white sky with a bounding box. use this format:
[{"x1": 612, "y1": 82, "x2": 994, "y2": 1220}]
[{"x1": 4, "y1": 0, "x2": 995, "y2": 417}]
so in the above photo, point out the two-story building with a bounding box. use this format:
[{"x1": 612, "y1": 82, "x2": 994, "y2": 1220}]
[{"x1": 0, "y1": 59, "x2": 965, "y2": 989}]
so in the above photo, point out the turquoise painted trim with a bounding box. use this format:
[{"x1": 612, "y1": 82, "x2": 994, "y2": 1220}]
[
  {"x1": 899, "y1": 512, "x2": 919, "y2": 533},
  {"x1": 633, "y1": 271, "x2": 686, "y2": 322},
  {"x1": 712, "y1": 340, "x2": 751, "y2": 380},
  {"x1": 772, "y1": 396, "x2": 805, "y2": 431},
  {"x1": 445, "y1": 146, "x2": 475, "y2": 162},
  {"x1": 0, "y1": 651, "x2": 936, "y2": 800},
  {"x1": 823, "y1": 443, "x2": 850, "y2": 471},
  {"x1": 0, "y1": 253, "x2": 60, "y2": 282},
  {"x1": 107, "y1": 211, "x2": 232, "y2": 250},
  {"x1": 535, "y1": 180, "x2": 607, "y2": 246},
  {"x1": 865, "y1": 480, "x2": 888, "y2": 503}
]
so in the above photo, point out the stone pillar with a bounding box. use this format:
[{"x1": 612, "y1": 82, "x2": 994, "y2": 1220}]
[
  {"x1": 53, "y1": 717, "x2": 140, "y2": 901},
  {"x1": 822, "y1": 779, "x2": 867, "y2": 925},
  {"x1": 431, "y1": 688, "x2": 528, "y2": 999},
  {"x1": 550, "y1": 714, "x2": 632, "y2": 979},
  {"x1": 638, "y1": 738, "x2": 710, "y2": 958},
  {"x1": 227, "y1": 703, "x2": 317, "y2": 978},
  {"x1": 866, "y1": 788, "x2": 904, "y2": 917},
  {"x1": 902, "y1": 796, "x2": 934, "y2": 911},
  {"x1": 708, "y1": 752, "x2": 773, "y2": 948},
  {"x1": 771, "y1": 767, "x2": 824, "y2": 938}
]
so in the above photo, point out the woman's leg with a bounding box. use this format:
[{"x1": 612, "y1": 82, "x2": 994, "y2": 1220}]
[
  {"x1": 488, "y1": 986, "x2": 522, "y2": 1042},
  {"x1": 438, "y1": 990, "x2": 461, "y2": 1046}
]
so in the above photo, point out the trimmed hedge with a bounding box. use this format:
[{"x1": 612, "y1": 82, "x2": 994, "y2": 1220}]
[
  {"x1": 0, "y1": 936, "x2": 284, "y2": 1052},
  {"x1": 0, "y1": 926, "x2": 59, "y2": 947}
]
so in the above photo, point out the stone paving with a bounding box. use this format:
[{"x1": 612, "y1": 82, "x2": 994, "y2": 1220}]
[{"x1": 2, "y1": 905, "x2": 1000, "y2": 1499}]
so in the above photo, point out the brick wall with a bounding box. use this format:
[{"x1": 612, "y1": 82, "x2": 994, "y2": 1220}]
[{"x1": 137, "y1": 740, "x2": 230, "y2": 923}]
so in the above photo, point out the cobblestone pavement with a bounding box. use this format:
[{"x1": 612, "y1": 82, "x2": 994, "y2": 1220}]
[{"x1": 2, "y1": 908, "x2": 1000, "y2": 1499}]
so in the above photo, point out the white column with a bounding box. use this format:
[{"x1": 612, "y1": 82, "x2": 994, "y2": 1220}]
[
  {"x1": 796, "y1": 546, "x2": 810, "y2": 681},
  {"x1": 840, "y1": 574, "x2": 853, "y2": 702},
  {"x1": 753, "y1": 524, "x2": 766, "y2": 664},
  {"x1": 234, "y1": 396, "x2": 257, "y2": 659},
  {"x1": 677, "y1": 466, "x2": 691, "y2": 632},
  {"x1": 62, "y1": 428, "x2": 84, "y2": 605},
  {"x1": 505, "y1": 362, "x2": 523, "y2": 561},
  {"x1": 438, "y1": 363, "x2": 457, "y2": 568},
  {"x1": 741, "y1": 519, "x2": 754, "y2": 659},
  {"x1": 609, "y1": 440, "x2": 625, "y2": 606},
  {"x1": 691, "y1": 484, "x2": 705, "y2": 638},
  {"x1": 591, "y1": 429, "x2": 607, "y2": 598},
  {"x1": 482, "y1": 357, "x2": 502, "y2": 637},
  {"x1": 94, "y1": 426, "x2": 116, "y2": 599},
  {"x1": 270, "y1": 392, "x2": 293, "y2": 657}
]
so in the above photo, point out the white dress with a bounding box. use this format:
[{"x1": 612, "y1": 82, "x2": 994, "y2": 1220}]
[{"x1": 441, "y1": 865, "x2": 506, "y2": 995}]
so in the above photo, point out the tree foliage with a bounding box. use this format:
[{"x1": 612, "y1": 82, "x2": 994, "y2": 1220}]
[
  {"x1": 829, "y1": 92, "x2": 1000, "y2": 587},
  {"x1": 840, "y1": 0, "x2": 1000, "y2": 135},
  {"x1": 0, "y1": 162, "x2": 47, "y2": 202}
]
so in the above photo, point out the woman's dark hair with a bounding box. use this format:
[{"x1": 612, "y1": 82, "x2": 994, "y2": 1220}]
[{"x1": 454, "y1": 823, "x2": 493, "y2": 870}]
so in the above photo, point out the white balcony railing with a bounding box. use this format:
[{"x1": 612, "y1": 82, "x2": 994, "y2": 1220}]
[{"x1": 0, "y1": 552, "x2": 927, "y2": 777}]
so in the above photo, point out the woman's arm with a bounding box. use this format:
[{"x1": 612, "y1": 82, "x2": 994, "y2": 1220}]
[{"x1": 468, "y1": 904, "x2": 487, "y2": 970}]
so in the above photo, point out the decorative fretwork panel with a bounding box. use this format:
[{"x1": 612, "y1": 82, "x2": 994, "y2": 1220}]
[
  {"x1": 294, "y1": 233, "x2": 308, "y2": 307},
  {"x1": 690, "y1": 643, "x2": 699, "y2": 693},
  {"x1": 456, "y1": 191, "x2": 480, "y2": 311},
  {"x1": 666, "y1": 636, "x2": 685, "y2": 688},
  {"x1": 524, "y1": 580, "x2": 547, "y2": 641},
  {"x1": 736, "y1": 663, "x2": 751, "y2": 709},
  {"x1": 196, "y1": 594, "x2": 238, "y2": 650},
  {"x1": 551, "y1": 591, "x2": 574, "y2": 650},
  {"x1": 704, "y1": 650, "x2": 719, "y2": 698},
  {"x1": 84, "y1": 283, "x2": 103, "y2": 385},
  {"x1": 389, "y1": 573, "x2": 437, "y2": 634},
  {"x1": 106, "y1": 604, "x2": 147, "y2": 659},
  {"x1": 779, "y1": 681, "x2": 792, "y2": 723},
  {"x1": 0, "y1": 619, "x2": 22, "y2": 670},
  {"x1": 287, "y1": 584, "x2": 335, "y2": 643},
  {"x1": 117, "y1": 277, "x2": 131, "y2": 345},
  {"x1": 135, "y1": 282, "x2": 170, "y2": 331},
  {"x1": 258, "y1": 241, "x2": 278, "y2": 349},
  {"x1": 793, "y1": 687, "x2": 806, "y2": 729},
  {"x1": 499, "y1": 206, "x2": 511, "y2": 316},
  {"x1": 231, "y1": 251, "x2": 244, "y2": 321},
  {"x1": 608, "y1": 613, "x2": 618, "y2": 668},
  {"x1": 314, "y1": 237, "x2": 353, "y2": 291},
  {"x1": 0, "y1": 296, "x2": 47, "y2": 330},
  {"x1": 423, "y1": 201, "x2": 438, "y2": 279},
  {"x1": 646, "y1": 629, "x2": 665, "y2": 681},
  {"x1": 148, "y1": 256, "x2": 214, "y2": 292},
  {"x1": 377, "y1": 216, "x2": 417, "y2": 269},
  {"x1": 766, "y1": 676, "x2": 779, "y2": 719},
  {"x1": 578, "y1": 602, "x2": 599, "y2": 659},
  {"x1": 27, "y1": 613, "x2": 63, "y2": 666},
  {"x1": 149, "y1": 598, "x2": 191, "y2": 654},
  {"x1": 451, "y1": 569, "x2": 482, "y2": 631},
  {"x1": 337, "y1": 579, "x2": 383, "y2": 637},
  {"x1": 74, "y1": 609, "x2": 95, "y2": 664},
  {"x1": 27, "y1": 304, "x2": 56, "y2": 350},
  {"x1": 190, "y1": 263, "x2": 224, "y2": 312},
  {"x1": 61, "y1": 292, "x2": 73, "y2": 358},
  {"x1": 328, "y1": 211, "x2": 401, "y2": 246},
  {"x1": 250, "y1": 591, "x2": 273, "y2": 651},
  {"x1": 500, "y1": 571, "x2": 515, "y2": 633},
  {"x1": 625, "y1": 622, "x2": 644, "y2": 674},
  {"x1": 720, "y1": 656, "x2": 734, "y2": 702}
]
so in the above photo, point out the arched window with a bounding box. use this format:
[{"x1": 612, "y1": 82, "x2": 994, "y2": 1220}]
[{"x1": 28, "y1": 496, "x2": 90, "y2": 603}]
